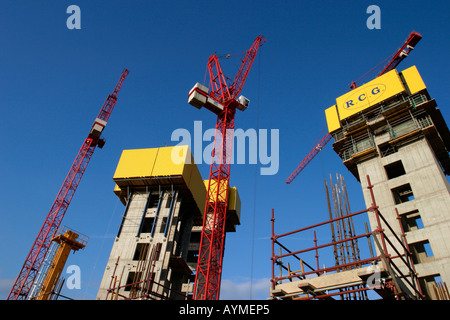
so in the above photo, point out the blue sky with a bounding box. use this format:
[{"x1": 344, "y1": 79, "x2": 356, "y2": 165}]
[{"x1": 1, "y1": 1, "x2": 449, "y2": 300}]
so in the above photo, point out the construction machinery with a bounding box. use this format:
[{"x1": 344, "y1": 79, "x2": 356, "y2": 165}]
[
  {"x1": 285, "y1": 31, "x2": 422, "y2": 184},
  {"x1": 33, "y1": 227, "x2": 88, "y2": 300},
  {"x1": 188, "y1": 35, "x2": 266, "y2": 300},
  {"x1": 8, "y1": 69, "x2": 129, "y2": 300}
]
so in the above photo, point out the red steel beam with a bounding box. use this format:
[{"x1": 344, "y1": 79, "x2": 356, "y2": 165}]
[{"x1": 286, "y1": 133, "x2": 332, "y2": 184}]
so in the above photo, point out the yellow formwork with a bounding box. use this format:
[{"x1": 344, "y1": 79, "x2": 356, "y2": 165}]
[
  {"x1": 325, "y1": 65, "x2": 428, "y2": 133},
  {"x1": 112, "y1": 145, "x2": 241, "y2": 228},
  {"x1": 335, "y1": 68, "x2": 406, "y2": 121},
  {"x1": 203, "y1": 180, "x2": 241, "y2": 213},
  {"x1": 228, "y1": 186, "x2": 241, "y2": 224},
  {"x1": 203, "y1": 180, "x2": 241, "y2": 230},
  {"x1": 113, "y1": 148, "x2": 158, "y2": 179},
  {"x1": 113, "y1": 145, "x2": 193, "y2": 181},
  {"x1": 325, "y1": 105, "x2": 340, "y2": 133},
  {"x1": 113, "y1": 145, "x2": 206, "y2": 213},
  {"x1": 151, "y1": 146, "x2": 192, "y2": 180},
  {"x1": 401, "y1": 65, "x2": 426, "y2": 95}
]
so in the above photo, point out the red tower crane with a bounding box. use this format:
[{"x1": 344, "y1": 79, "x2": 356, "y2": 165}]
[
  {"x1": 7, "y1": 69, "x2": 129, "y2": 300},
  {"x1": 188, "y1": 35, "x2": 266, "y2": 300},
  {"x1": 285, "y1": 31, "x2": 422, "y2": 184}
]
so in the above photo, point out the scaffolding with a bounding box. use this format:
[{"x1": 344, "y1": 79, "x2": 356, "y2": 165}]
[
  {"x1": 270, "y1": 175, "x2": 424, "y2": 300},
  {"x1": 330, "y1": 89, "x2": 450, "y2": 179}
]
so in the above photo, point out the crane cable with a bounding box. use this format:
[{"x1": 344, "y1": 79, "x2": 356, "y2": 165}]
[
  {"x1": 249, "y1": 47, "x2": 262, "y2": 299},
  {"x1": 83, "y1": 197, "x2": 120, "y2": 299},
  {"x1": 351, "y1": 53, "x2": 393, "y2": 88}
]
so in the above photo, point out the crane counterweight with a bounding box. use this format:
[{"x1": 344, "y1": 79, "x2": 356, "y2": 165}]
[{"x1": 89, "y1": 118, "x2": 107, "y2": 141}]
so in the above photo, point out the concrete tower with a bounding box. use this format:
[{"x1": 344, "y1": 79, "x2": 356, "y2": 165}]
[
  {"x1": 96, "y1": 145, "x2": 240, "y2": 300},
  {"x1": 326, "y1": 66, "x2": 450, "y2": 299}
]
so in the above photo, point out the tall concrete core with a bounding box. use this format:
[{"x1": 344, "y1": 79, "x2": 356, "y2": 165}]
[
  {"x1": 326, "y1": 66, "x2": 450, "y2": 299},
  {"x1": 96, "y1": 146, "x2": 240, "y2": 300}
]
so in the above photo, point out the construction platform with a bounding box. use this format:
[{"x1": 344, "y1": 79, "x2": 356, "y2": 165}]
[{"x1": 270, "y1": 174, "x2": 424, "y2": 300}]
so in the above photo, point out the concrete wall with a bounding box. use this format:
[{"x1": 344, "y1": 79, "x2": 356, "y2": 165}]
[
  {"x1": 357, "y1": 137, "x2": 450, "y2": 298},
  {"x1": 96, "y1": 188, "x2": 193, "y2": 300}
]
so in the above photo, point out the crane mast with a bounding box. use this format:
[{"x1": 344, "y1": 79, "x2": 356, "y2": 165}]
[
  {"x1": 7, "y1": 69, "x2": 129, "y2": 300},
  {"x1": 188, "y1": 36, "x2": 266, "y2": 300},
  {"x1": 286, "y1": 31, "x2": 422, "y2": 184}
]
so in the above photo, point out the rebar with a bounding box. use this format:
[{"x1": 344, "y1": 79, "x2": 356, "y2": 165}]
[{"x1": 325, "y1": 179, "x2": 339, "y2": 268}]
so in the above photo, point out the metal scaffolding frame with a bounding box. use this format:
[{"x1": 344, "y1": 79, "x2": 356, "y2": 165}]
[{"x1": 270, "y1": 175, "x2": 424, "y2": 300}]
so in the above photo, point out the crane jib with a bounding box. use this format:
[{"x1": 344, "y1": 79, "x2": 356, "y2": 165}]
[{"x1": 7, "y1": 69, "x2": 129, "y2": 300}]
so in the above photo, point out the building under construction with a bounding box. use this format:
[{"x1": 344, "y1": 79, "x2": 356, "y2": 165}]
[
  {"x1": 7, "y1": 32, "x2": 450, "y2": 302},
  {"x1": 96, "y1": 145, "x2": 241, "y2": 300},
  {"x1": 270, "y1": 65, "x2": 450, "y2": 300}
]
